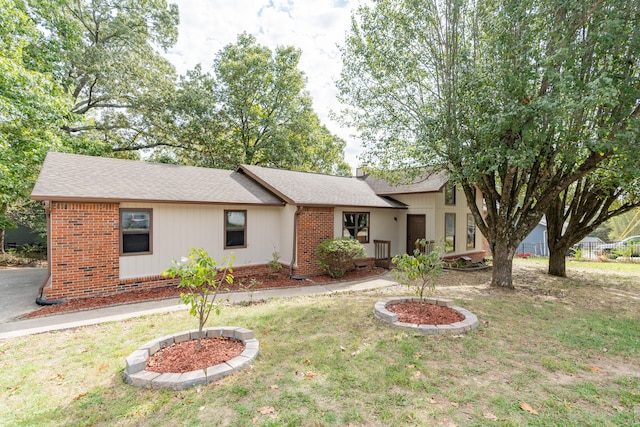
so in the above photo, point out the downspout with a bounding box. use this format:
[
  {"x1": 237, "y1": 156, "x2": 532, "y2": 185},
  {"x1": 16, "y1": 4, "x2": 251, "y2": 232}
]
[
  {"x1": 290, "y1": 205, "x2": 305, "y2": 279},
  {"x1": 36, "y1": 201, "x2": 64, "y2": 305}
]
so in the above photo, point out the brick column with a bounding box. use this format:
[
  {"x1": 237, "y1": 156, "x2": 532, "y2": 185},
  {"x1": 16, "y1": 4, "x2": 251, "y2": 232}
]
[
  {"x1": 295, "y1": 206, "x2": 334, "y2": 276},
  {"x1": 46, "y1": 202, "x2": 120, "y2": 300}
]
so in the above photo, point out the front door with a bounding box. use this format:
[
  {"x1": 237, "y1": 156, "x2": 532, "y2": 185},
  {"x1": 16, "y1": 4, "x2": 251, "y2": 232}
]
[{"x1": 406, "y1": 214, "x2": 426, "y2": 253}]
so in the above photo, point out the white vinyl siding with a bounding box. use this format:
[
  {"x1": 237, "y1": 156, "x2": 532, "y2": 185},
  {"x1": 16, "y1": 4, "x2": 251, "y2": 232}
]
[
  {"x1": 393, "y1": 186, "x2": 482, "y2": 255},
  {"x1": 119, "y1": 203, "x2": 286, "y2": 280}
]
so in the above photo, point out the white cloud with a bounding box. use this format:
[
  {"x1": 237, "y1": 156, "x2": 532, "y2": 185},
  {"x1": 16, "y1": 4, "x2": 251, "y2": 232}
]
[{"x1": 164, "y1": 0, "x2": 366, "y2": 172}]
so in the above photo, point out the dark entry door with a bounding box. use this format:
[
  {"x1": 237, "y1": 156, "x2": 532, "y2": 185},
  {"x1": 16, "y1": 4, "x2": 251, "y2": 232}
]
[{"x1": 406, "y1": 214, "x2": 426, "y2": 253}]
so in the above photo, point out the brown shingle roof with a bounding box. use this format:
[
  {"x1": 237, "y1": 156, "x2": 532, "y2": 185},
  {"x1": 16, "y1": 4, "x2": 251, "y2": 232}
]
[
  {"x1": 361, "y1": 170, "x2": 449, "y2": 195},
  {"x1": 31, "y1": 152, "x2": 284, "y2": 205},
  {"x1": 238, "y1": 164, "x2": 405, "y2": 208}
]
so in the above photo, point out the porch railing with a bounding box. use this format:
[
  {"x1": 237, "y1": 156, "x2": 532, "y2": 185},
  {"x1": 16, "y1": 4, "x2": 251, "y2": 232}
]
[{"x1": 374, "y1": 240, "x2": 391, "y2": 269}]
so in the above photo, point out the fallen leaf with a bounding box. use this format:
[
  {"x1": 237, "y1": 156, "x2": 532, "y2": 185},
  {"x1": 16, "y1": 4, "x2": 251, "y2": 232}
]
[
  {"x1": 258, "y1": 406, "x2": 275, "y2": 415},
  {"x1": 430, "y1": 397, "x2": 437, "y2": 404},
  {"x1": 72, "y1": 392, "x2": 87, "y2": 401},
  {"x1": 304, "y1": 371, "x2": 316, "y2": 379},
  {"x1": 47, "y1": 373, "x2": 63, "y2": 381},
  {"x1": 406, "y1": 364, "x2": 415, "y2": 369},
  {"x1": 340, "y1": 346, "x2": 346, "y2": 352},
  {"x1": 78, "y1": 348, "x2": 89, "y2": 353},
  {"x1": 451, "y1": 402, "x2": 459, "y2": 407},
  {"x1": 589, "y1": 366, "x2": 600, "y2": 372},
  {"x1": 520, "y1": 402, "x2": 538, "y2": 415},
  {"x1": 448, "y1": 423, "x2": 458, "y2": 427},
  {"x1": 406, "y1": 413, "x2": 413, "y2": 420},
  {"x1": 483, "y1": 412, "x2": 498, "y2": 420},
  {"x1": 99, "y1": 363, "x2": 109, "y2": 371},
  {"x1": 270, "y1": 384, "x2": 279, "y2": 390},
  {"x1": 304, "y1": 358, "x2": 311, "y2": 364},
  {"x1": 414, "y1": 352, "x2": 422, "y2": 360},
  {"x1": 199, "y1": 406, "x2": 205, "y2": 411}
]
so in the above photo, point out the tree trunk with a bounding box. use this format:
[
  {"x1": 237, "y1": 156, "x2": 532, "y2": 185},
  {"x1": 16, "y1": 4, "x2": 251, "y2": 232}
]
[
  {"x1": 0, "y1": 202, "x2": 6, "y2": 255},
  {"x1": 548, "y1": 244, "x2": 569, "y2": 277},
  {"x1": 491, "y1": 242, "x2": 516, "y2": 288}
]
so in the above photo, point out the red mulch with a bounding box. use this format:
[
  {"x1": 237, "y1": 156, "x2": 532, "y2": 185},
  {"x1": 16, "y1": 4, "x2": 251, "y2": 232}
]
[
  {"x1": 22, "y1": 267, "x2": 387, "y2": 319},
  {"x1": 146, "y1": 336, "x2": 245, "y2": 374},
  {"x1": 387, "y1": 301, "x2": 464, "y2": 325}
]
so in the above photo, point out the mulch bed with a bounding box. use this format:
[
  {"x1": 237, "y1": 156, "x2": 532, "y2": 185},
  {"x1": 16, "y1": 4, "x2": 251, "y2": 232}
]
[
  {"x1": 21, "y1": 267, "x2": 387, "y2": 319},
  {"x1": 146, "y1": 336, "x2": 245, "y2": 374},
  {"x1": 387, "y1": 301, "x2": 464, "y2": 325}
]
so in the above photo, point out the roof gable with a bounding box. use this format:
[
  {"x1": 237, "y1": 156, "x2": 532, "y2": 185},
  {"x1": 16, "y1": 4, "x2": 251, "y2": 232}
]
[
  {"x1": 31, "y1": 152, "x2": 284, "y2": 205},
  {"x1": 360, "y1": 170, "x2": 449, "y2": 196},
  {"x1": 238, "y1": 164, "x2": 405, "y2": 209}
]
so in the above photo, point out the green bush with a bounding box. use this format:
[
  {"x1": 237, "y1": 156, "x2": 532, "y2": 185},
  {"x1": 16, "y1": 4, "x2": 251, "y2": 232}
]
[{"x1": 315, "y1": 238, "x2": 366, "y2": 278}]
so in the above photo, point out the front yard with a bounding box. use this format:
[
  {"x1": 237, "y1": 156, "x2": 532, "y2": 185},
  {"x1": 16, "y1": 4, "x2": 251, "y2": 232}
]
[{"x1": 1, "y1": 259, "x2": 639, "y2": 426}]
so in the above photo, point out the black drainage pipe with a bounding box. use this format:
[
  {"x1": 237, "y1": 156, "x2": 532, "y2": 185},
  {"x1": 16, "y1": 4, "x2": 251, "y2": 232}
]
[{"x1": 35, "y1": 296, "x2": 66, "y2": 306}]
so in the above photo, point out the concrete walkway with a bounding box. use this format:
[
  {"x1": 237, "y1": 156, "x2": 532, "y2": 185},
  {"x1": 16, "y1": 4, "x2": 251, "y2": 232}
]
[{"x1": 0, "y1": 275, "x2": 398, "y2": 340}]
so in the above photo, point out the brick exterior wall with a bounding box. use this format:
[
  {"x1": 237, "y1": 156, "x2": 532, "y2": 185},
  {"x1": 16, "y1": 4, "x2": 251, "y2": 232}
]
[
  {"x1": 294, "y1": 206, "x2": 334, "y2": 276},
  {"x1": 46, "y1": 202, "x2": 120, "y2": 300}
]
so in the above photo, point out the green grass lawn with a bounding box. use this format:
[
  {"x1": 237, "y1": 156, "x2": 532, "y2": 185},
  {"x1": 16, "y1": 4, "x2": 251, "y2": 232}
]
[{"x1": 1, "y1": 260, "x2": 639, "y2": 426}]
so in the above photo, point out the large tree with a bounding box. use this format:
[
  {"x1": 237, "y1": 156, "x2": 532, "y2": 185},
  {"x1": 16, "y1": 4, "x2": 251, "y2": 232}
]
[
  {"x1": 27, "y1": 0, "x2": 180, "y2": 154},
  {"x1": 338, "y1": 0, "x2": 640, "y2": 287},
  {"x1": 0, "y1": 0, "x2": 70, "y2": 253},
  {"x1": 163, "y1": 33, "x2": 351, "y2": 175},
  {"x1": 546, "y1": 165, "x2": 640, "y2": 277}
]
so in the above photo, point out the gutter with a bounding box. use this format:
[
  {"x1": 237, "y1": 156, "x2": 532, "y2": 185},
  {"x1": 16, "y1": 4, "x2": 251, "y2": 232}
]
[{"x1": 290, "y1": 205, "x2": 305, "y2": 279}]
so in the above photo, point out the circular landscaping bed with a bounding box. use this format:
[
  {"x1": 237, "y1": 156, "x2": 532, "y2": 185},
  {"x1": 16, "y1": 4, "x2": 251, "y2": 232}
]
[
  {"x1": 124, "y1": 327, "x2": 259, "y2": 390},
  {"x1": 374, "y1": 297, "x2": 478, "y2": 335}
]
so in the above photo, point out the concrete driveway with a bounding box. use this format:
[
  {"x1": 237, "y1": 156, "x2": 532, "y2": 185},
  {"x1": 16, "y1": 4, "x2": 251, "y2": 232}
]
[{"x1": 0, "y1": 268, "x2": 47, "y2": 323}]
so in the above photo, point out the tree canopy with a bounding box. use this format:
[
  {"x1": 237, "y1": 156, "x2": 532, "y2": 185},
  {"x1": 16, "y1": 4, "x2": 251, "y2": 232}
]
[
  {"x1": 0, "y1": 0, "x2": 71, "y2": 252},
  {"x1": 338, "y1": 0, "x2": 640, "y2": 287},
  {"x1": 27, "y1": 0, "x2": 180, "y2": 153},
  {"x1": 2, "y1": 2, "x2": 353, "y2": 250},
  {"x1": 159, "y1": 33, "x2": 351, "y2": 175}
]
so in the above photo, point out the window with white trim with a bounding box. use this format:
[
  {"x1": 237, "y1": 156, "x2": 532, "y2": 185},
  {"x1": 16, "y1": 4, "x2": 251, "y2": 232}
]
[
  {"x1": 445, "y1": 213, "x2": 456, "y2": 252},
  {"x1": 467, "y1": 214, "x2": 476, "y2": 249}
]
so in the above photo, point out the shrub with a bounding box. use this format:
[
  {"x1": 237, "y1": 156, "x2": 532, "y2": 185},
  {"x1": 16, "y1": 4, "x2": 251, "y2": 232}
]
[
  {"x1": 163, "y1": 248, "x2": 234, "y2": 350},
  {"x1": 392, "y1": 239, "x2": 444, "y2": 309},
  {"x1": 315, "y1": 238, "x2": 365, "y2": 278},
  {"x1": 267, "y1": 250, "x2": 283, "y2": 275}
]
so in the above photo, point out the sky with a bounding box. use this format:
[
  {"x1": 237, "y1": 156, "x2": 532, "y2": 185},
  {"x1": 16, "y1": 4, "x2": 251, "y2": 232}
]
[{"x1": 163, "y1": 0, "x2": 368, "y2": 172}]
